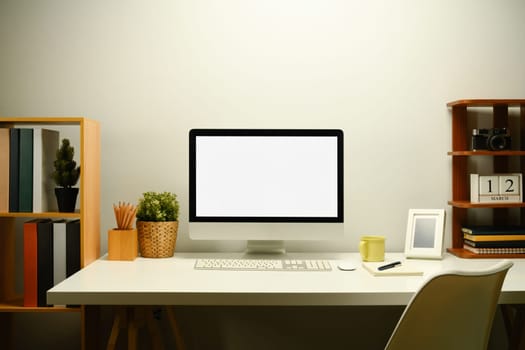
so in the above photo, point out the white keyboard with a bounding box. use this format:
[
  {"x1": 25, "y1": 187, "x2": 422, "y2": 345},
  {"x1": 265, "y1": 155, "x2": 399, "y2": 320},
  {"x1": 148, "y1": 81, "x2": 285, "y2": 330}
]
[{"x1": 194, "y1": 258, "x2": 332, "y2": 271}]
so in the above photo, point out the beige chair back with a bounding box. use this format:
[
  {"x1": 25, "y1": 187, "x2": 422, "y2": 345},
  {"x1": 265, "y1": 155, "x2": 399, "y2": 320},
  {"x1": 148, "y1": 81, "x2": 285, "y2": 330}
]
[{"x1": 385, "y1": 260, "x2": 513, "y2": 350}]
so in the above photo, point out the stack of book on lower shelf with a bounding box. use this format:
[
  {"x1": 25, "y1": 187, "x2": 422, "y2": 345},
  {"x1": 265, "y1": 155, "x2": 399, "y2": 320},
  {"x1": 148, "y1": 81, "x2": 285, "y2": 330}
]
[
  {"x1": 24, "y1": 218, "x2": 80, "y2": 307},
  {"x1": 462, "y1": 226, "x2": 525, "y2": 255}
]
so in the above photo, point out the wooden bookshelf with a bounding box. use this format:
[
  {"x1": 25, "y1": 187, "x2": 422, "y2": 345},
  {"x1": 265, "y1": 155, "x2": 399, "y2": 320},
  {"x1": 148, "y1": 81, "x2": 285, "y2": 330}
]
[
  {"x1": 0, "y1": 117, "x2": 100, "y2": 349},
  {"x1": 447, "y1": 100, "x2": 525, "y2": 258}
]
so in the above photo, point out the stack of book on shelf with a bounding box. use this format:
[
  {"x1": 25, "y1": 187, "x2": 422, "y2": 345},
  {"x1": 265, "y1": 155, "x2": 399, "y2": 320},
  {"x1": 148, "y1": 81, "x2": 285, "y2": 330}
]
[
  {"x1": 0, "y1": 127, "x2": 59, "y2": 213},
  {"x1": 23, "y1": 218, "x2": 80, "y2": 307},
  {"x1": 462, "y1": 226, "x2": 525, "y2": 255}
]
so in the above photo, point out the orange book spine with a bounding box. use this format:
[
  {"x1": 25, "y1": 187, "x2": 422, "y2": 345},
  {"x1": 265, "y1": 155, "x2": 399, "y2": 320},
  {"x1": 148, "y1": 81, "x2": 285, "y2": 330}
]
[{"x1": 23, "y1": 219, "x2": 38, "y2": 307}]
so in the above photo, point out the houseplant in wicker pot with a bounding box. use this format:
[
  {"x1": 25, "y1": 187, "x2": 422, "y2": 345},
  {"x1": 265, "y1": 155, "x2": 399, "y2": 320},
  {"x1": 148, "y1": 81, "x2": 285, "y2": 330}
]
[
  {"x1": 52, "y1": 138, "x2": 80, "y2": 212},
  {"x1": 136, "y1": 191, "x2": 179, "y2": 258}
]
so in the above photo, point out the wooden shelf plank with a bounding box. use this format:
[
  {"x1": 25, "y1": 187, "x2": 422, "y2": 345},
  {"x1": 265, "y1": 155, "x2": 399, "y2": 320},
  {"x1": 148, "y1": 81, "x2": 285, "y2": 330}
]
[
  {"x1": 0, "y1": 298, "x2": 80, "y2": 313},
  {"x1": 448, "y1": 200, "x2": 525, "y2": 208},
  {"x1": 448, "y1": 151, "x2": 525, "y2": 156},
  {"x1": 0, "y1": 212, "x2": 80, "y2": 218},
  {"x1": 0, "y1": 117, "x2": 87, "y2": 125},
  {"x1": 447, "y1": 99, "x2": 525, "y2": 107}
]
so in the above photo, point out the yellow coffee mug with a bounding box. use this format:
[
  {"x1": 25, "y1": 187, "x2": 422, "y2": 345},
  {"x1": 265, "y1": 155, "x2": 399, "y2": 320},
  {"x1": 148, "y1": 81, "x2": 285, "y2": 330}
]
[{"x1": 359, "y1": 235, "x2": 386, "y2": 262}]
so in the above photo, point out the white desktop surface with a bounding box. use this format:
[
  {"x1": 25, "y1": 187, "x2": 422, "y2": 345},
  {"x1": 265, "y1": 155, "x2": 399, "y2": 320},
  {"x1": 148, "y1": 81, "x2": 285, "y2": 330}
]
[{"x1": 47, "y1": 252, "x2": 525, "y2": 306}]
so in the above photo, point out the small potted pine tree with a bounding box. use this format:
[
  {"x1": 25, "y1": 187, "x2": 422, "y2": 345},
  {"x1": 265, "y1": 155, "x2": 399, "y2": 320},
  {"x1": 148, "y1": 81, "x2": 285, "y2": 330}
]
[{"x1": 52, "y1": 138, "x2": 80, "y2": 212}]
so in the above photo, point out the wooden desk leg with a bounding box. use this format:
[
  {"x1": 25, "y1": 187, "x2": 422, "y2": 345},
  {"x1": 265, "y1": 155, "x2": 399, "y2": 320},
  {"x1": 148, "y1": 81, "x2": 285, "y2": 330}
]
[
  {"x1": 106, "y1": 308, "x2": 125, "y2": 350},
  {"x1": 105, "y1": 306, "x2": 140, "y2": 350},
  {"x1": 166, "y1": 307, "x2": 186, "y2": 350},
  {"x1": 104, "y1": 306, "x2": 183, "y2": 350}
]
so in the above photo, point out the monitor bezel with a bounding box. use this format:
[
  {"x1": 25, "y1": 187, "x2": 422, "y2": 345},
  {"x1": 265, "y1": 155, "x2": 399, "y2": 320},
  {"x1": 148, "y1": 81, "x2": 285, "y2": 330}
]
[{"x1": 189, "y1": 129, "x2": 344, "y2": 223}]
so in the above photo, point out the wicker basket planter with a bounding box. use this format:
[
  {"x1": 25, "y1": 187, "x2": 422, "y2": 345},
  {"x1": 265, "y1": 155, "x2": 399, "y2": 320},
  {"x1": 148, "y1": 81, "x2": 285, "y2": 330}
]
[{"x1": 137, "y1": 221, "x2": 178, "y2": 258}]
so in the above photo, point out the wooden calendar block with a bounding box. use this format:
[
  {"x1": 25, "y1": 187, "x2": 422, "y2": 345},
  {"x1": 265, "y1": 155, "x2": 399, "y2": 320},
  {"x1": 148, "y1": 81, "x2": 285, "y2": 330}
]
[
  {"x1": 499, "y1": 174, "x2": 521, "y2": 201},
  {"x1": 471, "y1": 173, "x2": 522, "y2": 203},
  {"x1": 479, "y1": 176, "x2": 499, "y2": 196},
  {"x1": 470, "y1": 174, "x2": 480, "y2": 203}
]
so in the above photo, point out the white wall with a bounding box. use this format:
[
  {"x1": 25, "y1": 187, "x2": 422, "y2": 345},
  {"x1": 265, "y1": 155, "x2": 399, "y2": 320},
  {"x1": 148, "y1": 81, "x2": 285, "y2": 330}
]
[{"x1": 1, "y1": 0, "x2": 525, "y2": 255}]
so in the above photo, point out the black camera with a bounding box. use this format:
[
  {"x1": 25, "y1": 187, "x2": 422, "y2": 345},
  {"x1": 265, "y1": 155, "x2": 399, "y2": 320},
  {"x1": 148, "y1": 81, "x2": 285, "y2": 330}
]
[{"x1": 471, "y1": 128, "x2": 511, "y2": 151}]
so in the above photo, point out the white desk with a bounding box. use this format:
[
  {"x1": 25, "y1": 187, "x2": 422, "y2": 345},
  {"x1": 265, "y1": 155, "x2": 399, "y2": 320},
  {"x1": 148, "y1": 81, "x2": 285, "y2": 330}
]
[
  {"x1": 47, "y1": 252, "x2": 525, "y2": 306},
  {"x1": 47, "y1": 252, "x2": 525, "y2": 350}
]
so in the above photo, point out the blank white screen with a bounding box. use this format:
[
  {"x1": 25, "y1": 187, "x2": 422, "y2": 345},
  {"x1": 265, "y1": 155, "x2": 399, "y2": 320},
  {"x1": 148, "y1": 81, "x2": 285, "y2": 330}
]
[{"x1": 195, "y1": 136, "x2": 339, "y2": 218}]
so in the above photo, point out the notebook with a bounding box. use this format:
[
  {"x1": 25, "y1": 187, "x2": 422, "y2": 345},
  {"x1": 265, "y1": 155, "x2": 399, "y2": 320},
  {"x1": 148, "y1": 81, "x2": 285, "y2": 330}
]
[{"x1": 362, "y1": 261, "x2": 424, "y2": 276}]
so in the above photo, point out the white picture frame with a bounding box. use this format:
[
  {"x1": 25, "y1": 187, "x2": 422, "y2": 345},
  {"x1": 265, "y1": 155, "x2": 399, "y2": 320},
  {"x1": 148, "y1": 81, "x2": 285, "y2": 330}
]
[{"x1": 404, "y1": 209, "x2": 446, "y2": 259}]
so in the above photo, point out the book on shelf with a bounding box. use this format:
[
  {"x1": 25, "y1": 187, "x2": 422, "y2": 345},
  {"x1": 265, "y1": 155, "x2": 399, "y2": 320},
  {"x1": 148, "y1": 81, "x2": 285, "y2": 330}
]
[
  {"x1": 463, "y1": 233, "x2": 525, "y2": 242},
  {"x1": 37, "y1": 220, "x2": 54, "y2": 307},
  {"x1": 9, "y1": 128, "x2": 20, "y2": 212},
  {"x1": 18, "y1": 128, "x2": 34, "y2": 212},
  {"x1": 33, "y1": 128, "x2": 59, "y2": 212},
  {"x1": 66, "y1": 219, "x2": 81, "y2": 278},
  {"x1": 53, "y1": 220, "x2": 67, "y2": 285},
  {"x1": 463, "y1": 244, "x2": 525, "y2": 255},
  {"x1": 23, "y1": 219, "x2": 39, "y2": 307},
  {"x1": 463, "y1": 239, "x2": 525, "y2": 248},
  {"x1": 53, "y1": 219, "x2": 81, "y2": 284},
  {"x1": 461, "y1": 226, "x2": 525, "y2": 235},
  {"x1": 0, "y1": 128, "x2": 9, "y2": 212}
]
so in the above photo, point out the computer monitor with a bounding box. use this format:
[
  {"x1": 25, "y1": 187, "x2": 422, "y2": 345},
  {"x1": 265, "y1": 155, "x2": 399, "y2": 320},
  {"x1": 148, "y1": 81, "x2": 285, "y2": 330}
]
[{"x1": 188, "y1": 129, "x2": 344, "y2": 254}]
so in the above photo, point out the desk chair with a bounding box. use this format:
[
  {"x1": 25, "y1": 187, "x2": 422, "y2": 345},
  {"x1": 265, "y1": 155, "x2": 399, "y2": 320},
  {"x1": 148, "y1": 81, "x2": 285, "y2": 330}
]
[{"x1": 384, "y1": 260, "x2": 513, "y2": 350}]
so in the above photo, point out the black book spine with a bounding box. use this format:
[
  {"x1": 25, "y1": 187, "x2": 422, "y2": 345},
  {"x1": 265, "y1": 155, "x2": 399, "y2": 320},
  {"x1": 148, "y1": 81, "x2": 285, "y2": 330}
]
[
  {"x1": 37, "y1": 219, "x2": 53, "y2": 306},
  {"x1": 8, "y1": 128, "x2": 19, "y2": 212},
  {"x1": 66, "y1": 220, "x2": 81, "y2": 277},
  {"x1": 464, "y1": 239, "x2": 525, "y2": 248},
  {"x1": 18, "y1": 128, "x2": 33, "y2": 212}
]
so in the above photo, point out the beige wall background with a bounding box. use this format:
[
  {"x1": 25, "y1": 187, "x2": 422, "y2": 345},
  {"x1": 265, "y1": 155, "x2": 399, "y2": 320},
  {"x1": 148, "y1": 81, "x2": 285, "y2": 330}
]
[
  {"x1": 1, "y1": 1, "x2": 524, "y2": 348},
  {"x1": 2, "y1": 0, "x2": 525, "y2": 254}
]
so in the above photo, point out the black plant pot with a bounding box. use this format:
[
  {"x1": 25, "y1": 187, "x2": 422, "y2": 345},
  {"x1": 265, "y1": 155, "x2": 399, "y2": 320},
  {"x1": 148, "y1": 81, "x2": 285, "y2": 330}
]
[{"x1": 55, "y1": 187, "x2": 79, "y2": 212}]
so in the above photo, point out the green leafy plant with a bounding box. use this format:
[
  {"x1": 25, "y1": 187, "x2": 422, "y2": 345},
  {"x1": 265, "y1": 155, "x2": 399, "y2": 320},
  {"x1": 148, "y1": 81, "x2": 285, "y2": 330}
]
[
  {"x1": 136, "y1": 191, "x2": 179, "y2": 222},
  {"x1": 52, "y1": 138, "x2": 80, "y2": 188}
]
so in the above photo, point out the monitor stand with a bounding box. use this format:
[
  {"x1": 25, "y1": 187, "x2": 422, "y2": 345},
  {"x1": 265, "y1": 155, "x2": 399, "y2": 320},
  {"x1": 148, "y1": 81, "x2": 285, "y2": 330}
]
[{"x1": 245, "y1": 240, "x2": 286, "y2": 255}]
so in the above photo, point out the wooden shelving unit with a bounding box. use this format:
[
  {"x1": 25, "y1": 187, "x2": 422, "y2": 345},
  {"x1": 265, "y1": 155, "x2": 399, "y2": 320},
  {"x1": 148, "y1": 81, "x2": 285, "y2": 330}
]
[
  {"x1": 447, "y1": 99, "x2": 525, "y2": 258},
  {"x1": 0, "y1": 117, "x2": 100, "y2": 349}
]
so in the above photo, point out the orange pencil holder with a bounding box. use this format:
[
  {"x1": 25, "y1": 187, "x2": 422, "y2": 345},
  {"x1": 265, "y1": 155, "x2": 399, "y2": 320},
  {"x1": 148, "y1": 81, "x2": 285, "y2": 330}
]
[{"x1": 108, "y1": 228, "x2": 138, "y2": 261}]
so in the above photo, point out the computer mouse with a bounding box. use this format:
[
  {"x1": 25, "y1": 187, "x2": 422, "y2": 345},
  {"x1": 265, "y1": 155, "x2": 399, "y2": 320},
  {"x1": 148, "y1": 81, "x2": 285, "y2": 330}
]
[{"x1": 337, "y1": 261, "x2": 357, "y2": 271}]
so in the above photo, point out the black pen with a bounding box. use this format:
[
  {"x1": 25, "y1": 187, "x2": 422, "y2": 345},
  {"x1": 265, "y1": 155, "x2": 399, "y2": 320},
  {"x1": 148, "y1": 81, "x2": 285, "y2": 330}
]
[{"x1": 377, "y1": 261, "x2": 402, "y2": 271}]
